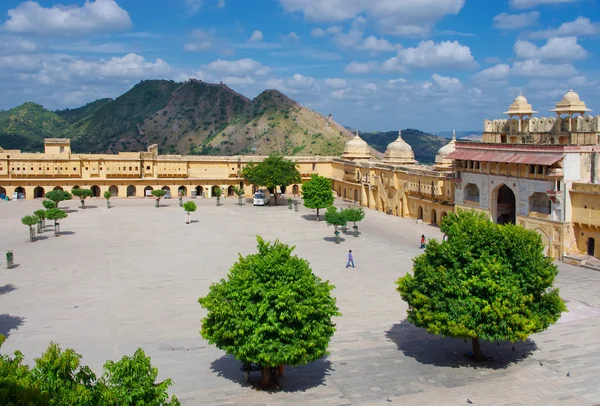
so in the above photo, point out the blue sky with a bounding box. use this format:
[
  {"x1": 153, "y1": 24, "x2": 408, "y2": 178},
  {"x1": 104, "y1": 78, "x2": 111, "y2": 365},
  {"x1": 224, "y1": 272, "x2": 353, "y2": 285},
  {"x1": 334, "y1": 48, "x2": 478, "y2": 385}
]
[{"x1": 0, "y1": 0, "x2": 598, "y2": 132}]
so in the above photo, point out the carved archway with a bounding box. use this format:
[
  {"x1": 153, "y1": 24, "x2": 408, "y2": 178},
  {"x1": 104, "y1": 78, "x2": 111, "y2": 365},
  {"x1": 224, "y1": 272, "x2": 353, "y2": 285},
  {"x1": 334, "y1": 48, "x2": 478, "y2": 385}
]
[
  {"x1": 91, "y1": 185, "x2": 101, "y2": 197},
  {"x1": 127, "y1": 185, "x2": 136, "y2": 197},
  {"x1": 34, "y1": 186, "x2": 45, "y2": 199},
  {"x1": 109, "y1": 185, "x2": 119, "y2": 197},
  {"x1": 493, "y1": 184, "x2": 516, "y2": 225}
]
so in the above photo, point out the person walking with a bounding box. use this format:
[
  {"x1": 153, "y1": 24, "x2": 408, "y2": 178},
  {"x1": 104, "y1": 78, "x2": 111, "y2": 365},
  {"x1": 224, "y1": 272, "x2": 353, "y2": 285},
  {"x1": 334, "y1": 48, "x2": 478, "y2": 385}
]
[
  {"x1": 420, "y1": 235, "x2": 426, "y2": 249},
  {"x1": 346, "y1": 250, "x2": 355, "y2": 268},
  {"x1": 443, "y1": 233, "x2": 448, "y2": 242}
]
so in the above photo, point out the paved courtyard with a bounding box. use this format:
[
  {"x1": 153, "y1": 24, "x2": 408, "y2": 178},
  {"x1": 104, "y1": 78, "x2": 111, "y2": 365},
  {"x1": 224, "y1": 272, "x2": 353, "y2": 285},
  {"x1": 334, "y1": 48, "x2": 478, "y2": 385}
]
[{"x1": 1, "y1": 196, "x2": 599, "y2": 406}]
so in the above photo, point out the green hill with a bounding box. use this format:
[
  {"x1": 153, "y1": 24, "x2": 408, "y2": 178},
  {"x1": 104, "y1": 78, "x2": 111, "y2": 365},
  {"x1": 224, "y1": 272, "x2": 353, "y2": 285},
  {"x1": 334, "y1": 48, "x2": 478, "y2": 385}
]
[{"x1": 359, "y1": 130, "x2": 448, "y2": 164}]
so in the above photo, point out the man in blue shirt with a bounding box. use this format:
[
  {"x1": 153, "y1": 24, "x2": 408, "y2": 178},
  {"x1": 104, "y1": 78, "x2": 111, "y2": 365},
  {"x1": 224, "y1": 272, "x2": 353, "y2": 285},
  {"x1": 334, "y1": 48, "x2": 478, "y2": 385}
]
[{"x1": 346, "y1": 250, "x2": 355, "y2": 268}]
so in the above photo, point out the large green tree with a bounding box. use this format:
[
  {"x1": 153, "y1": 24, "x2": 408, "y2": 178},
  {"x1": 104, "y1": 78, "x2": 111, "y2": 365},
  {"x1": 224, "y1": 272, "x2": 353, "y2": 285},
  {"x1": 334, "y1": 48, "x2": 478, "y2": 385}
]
[
  {"x1": 44, "y1": 190, "x2": 72, "y2": 207},
  {"x1": 396, "y1": 210, "x2": 567, "y2": 362},
  {"x1": 71, "y1": 188, "x2": 93, "y2": 209},
  {"x1": 241, "y1": 154, "x2": 301, "y2": 206},
  {"x1": 302, "y1": 175, "x2": 334, "y2": 221},
  {"x1": 198, "y1": 236, "x2": 341, "y2": 388}
]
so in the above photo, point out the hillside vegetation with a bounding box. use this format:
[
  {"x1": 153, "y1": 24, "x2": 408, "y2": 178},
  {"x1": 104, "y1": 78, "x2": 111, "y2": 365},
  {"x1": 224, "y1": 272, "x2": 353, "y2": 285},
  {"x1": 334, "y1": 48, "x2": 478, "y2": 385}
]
[{"x1": 0, "y1": 80, "x2": 447, "y2": 162}]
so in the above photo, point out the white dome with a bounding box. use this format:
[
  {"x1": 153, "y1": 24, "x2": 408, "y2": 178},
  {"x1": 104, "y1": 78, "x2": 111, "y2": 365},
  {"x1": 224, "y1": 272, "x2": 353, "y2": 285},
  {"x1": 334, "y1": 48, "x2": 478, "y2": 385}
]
[
  {"x1": 435, "y1": 130, "x2": 457, "y2": 170},
  {"x1": 514, "y1": 94, "x2": 528, "y2": 104},
  {"x1": 551, "y1": 88, "x2": 591, "y2": 114},
  {"x1": 384, "y1": 131, "x2": 416, "y2": 164},
  {"x1": 342, "y1": 131, "x2": 371, "y2": 160},
  {"x1": 504, "y1": 93, "x2": 537, "y2": 116},
  {"x1": 563, "y1": 89, "x2": 580, "y2": 102}
]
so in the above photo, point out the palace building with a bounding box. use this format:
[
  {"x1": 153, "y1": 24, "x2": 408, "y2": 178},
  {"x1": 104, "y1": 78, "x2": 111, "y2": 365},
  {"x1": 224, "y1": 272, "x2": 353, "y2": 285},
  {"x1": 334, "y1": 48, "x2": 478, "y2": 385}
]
[{"x1": 2, "y1": 90, "x2": 600, "y2": 262}]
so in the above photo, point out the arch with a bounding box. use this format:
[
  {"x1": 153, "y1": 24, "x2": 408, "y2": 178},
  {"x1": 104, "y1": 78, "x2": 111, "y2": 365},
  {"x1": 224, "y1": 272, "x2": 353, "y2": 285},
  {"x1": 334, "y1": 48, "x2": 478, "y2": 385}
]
[
  {"x1": 343, "y1": 188, "x2": 347, "y2": 199},
  {"x1": 161, "y1": 186, "x2": 171, "y2": 192},
  {"x1": 417, "y1": 206, "x2": 423, "y2": 220},
  {"x1": 0, "y1": 186, "x2": 6, "y2": 198},
  {"x1": 109, "y1": 185, "x2": 119, "y2": 197},
  {"x1": 72, "y1": 185, "x2": 80, "y2": 190},
  {"x1": 280, "y1": 186, "x2": 286, "y2": 194},
  {"x1": 91, "y1": 185, "x2": 101, "y2": 197},
  {"x1": 127, "y1": 185, "x2": 136, "y2": 197},
  {"x1": 144, "y1": 186, "x2": 154, "y2": 197},
  {"x1": 211, "y1": 185, "x2": 221, "y2": 197},
  {"x1": 464, "y1": 183, "x2": 480, "y2": 203},
  {"x1": 431, "y1": 209, "x2": 437, "y2": 225},
  {"x1": 178, "y1": 186, "x2": 188, "y2": 197},
  {"x1": 53, "y1": 186, "x2": 64, "y2": 191},
  {"x1": 354, "y1": 189, "x2": 359, "y2": 202},
  {"x1": 15, "y1": 186, "x2": 26, "y2": 199},
  {"x1": 495, "y1": 184, "x2": 516, "y2": 225},
  {"x1": 34, "y1": 186, "x2": 45, "y2": 199},
  {"x1": 588, "y1": 237, "x2": 596, "y2": 256},
  {"x1": 529, "y1": 192, "x2": 551, "y2": 215},
  {"x1": 227, "y1": 186, "x2": 235, "y2": 197},
  {"x1": 535, "y1": 229, "x2": 550, "y2": 256},
  {"x1": 195, "y1": 186, "x2": 203, "y2": 197},
  {"x1": 292, "y1": 184, "x2": 299, "y2": 196}
]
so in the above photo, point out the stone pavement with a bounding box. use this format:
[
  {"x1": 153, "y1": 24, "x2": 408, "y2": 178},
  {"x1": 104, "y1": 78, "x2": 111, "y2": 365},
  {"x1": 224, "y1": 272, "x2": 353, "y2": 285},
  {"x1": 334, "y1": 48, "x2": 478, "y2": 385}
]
[{"x1": 1, "y1": 197, "x2": 599, "y2": 405}]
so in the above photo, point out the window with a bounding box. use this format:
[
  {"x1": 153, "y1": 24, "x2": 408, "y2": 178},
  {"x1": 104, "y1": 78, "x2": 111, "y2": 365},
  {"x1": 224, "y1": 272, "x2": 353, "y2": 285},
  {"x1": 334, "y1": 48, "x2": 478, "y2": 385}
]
[
  {"x1": 86, "y1": 167, "x2": 88, "y2": 170},
  {"x1": 529, "y1": 165, "x2": 535, "y2": 174},
  {"x1": 47, "y1": 167, "x2": 49, "y2": 171},
  {"x1": 146, "y1": 166, "x2": 150, "y2": 170},
  {"x1": 538, "y1": 165, "x2": 543, "y2": 175},
  {"x1": 30, "y1": 167, "x2": 33, "y2": 171},
  {"x1": 129, "y1": 167, "x2": 132, "y2": 171},
  {"x1": 100, "y1": 167, "x2": 103, "y2": 170},
  {"x1": 73, "y1": 167, "x2": 76, "y2": 171},
  {"x1": 312, "y1": 163, "x2": 317, "y2": 171},
  {"x1": 135, "y1": 166, "x2": 138, "y2": 171},
  {"x1": 556, "y1": 181, "x2": 561, "y2": 191},
  {"x1": 17, "y1": 167, "x2": 20, "y2": 171}
]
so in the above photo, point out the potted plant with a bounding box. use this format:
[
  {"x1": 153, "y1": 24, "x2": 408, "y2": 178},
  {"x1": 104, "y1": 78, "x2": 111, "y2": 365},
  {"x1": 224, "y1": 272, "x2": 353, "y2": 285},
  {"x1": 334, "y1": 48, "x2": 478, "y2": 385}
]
[
  {"x1": 287, "y1": 197, "x2": 293, "y2": 210},
  {"x1": 71, "y1": 188, "x2": 93, "y2": 209},
  {"x1": 34, "y1": 209, "x2": 46, "y2": 232},
  {"x1": 341, "y1": 207, "x2": 365, "y2": 237},
  {"x1": 104, "y1": 191, "x2": 112, "y2": 208},
  {"x1": 213, "y1": 187, "x2": 222, "y2": 206},
  {"x1": 233, "y1": 186, "x2": 245, "y2": 206},
  {"x1": 42, "y1": 199, "x2": 56, "y2": 210},
  {"x1": 324, "y1": 206, "x2": 347, "y2": 244},
  {"x1": 46, "y1": 208, "x2": 67, "y2": 236},
  {"x1": 151, "y1": 189, "x2": 167, "y2": 207},
  {"x1": 183, "y1": 201, "x2": 197, "y2": 224},
  {"x1": 21, "y1": 214, "x2": 39, "y2": 242}
]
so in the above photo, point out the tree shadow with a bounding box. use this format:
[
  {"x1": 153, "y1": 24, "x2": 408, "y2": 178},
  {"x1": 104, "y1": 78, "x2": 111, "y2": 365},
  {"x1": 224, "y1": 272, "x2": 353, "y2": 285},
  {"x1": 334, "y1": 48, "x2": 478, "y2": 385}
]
[
  {"x1": 385, "y1": 320, "x2": 537, "y2": 370},
  {"x1": 34, "y1": 235, "x2": 49, "y2": 241},
  {"x1": 59, "y1": 231, "x2": 77, "y2": 236},
  {"x1": 301, "y1": 214, "x2": 321, "y2": 221},
  {"x1": 63, "y1": 209, "x2": 79, "y2": 214},
  {"x1": 0, "y1": 284, "x2": 17, "y2": 295},
  {"x1": 190, "y1": 220, "x2": 199, "y2": 224},
  {"x1": 323, "y1": 236, "x2": 346, "y2": 243},
  {"x1": 83, "y1": 205, "x2": 97, "y2": 209},
  {"x1": 342, "y1": 229, "x2": 361, "y2": 237},
  {"x1": 0, "y1": 314, "x2": 25, "y2": 338},
  {"x1": 209, "y1": 354, "x2": 333, "y2": 393}
]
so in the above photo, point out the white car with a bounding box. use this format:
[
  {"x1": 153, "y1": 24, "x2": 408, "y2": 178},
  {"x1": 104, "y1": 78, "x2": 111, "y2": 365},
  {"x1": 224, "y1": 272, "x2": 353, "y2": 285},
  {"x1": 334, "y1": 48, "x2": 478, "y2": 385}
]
[{"x1": 253, "y1": 191, "x2": 270, "y2": 206}]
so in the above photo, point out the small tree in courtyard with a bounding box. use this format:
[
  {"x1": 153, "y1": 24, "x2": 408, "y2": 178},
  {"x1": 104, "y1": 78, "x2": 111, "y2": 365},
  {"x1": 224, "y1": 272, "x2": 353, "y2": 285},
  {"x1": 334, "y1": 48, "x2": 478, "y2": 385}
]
[
  {"x1": 199, "y1": 236, "x2": 341, "y2": 388},
  {"x1": 21, "y1": 215, "x2": 38, "y2": 242},
  {"x1": 396, "y1": 210, "x2": 567, "y2": 362},
  {"x1": 34, "y1": 209, "x2": 46, "y2": 231},
  {"x1": 213, "y1": 187, "x2": 222, "y2": 206},
  {"x1": 341, "y1": 207, "x2": 365, "y2": 236},
  {"x1": 44, "y1": 190, "x2": 72, "y2": 208},
  {"x1": 104, "y1": 191, "x2": 112, "y2": 208},
  {"x1": 233, "y1": 186, "x2": 245, "y2": 206},
  {"x1": 42, "y1": 200, "x2": 56, "y2": 210},
  {"x1": 183, "y1": 201, "x2": 196, "y2": 224},
  {"x1": 241, "y1": 154, "x2": 301, "y2": 206},
  {"x1": 71, "y1": 188, "x2": 93, "y2": 209},
  {"x1": 46, "y1": 208, "x2": 67, "y2": 236},
  {"x1": 302, "y1": 174, "x2": 334, "y2": 221},
  {"x1": 151, "y1": 189, "x2": 167, "y2": 208},
  {"x1": 324, "y1": 206, "x2": 347, "y2": 244}
]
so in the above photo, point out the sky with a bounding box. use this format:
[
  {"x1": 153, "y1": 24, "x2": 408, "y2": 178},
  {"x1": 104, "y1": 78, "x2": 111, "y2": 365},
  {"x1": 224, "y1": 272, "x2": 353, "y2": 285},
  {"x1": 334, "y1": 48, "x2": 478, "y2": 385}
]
[{"x1": 0, "y1": 0, "x2": 599, "y2": 132}]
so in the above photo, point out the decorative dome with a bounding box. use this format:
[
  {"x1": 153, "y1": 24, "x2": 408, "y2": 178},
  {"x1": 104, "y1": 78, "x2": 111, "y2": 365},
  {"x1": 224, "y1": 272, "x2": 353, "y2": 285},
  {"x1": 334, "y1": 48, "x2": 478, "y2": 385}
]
[
  {"x1": 342, "y1": 131, "x2": 371, "y2": 160},
  {"x1": 384, "y1": 130, "x2": 416, "y2": 164},
  {"x1": 504, "y1": 93, "x2": 537, "y2": 116},
  {"x1": 552, "y1": 89, "x2": 592, "y2": 114},
  {"x1": 435, "y1": 130, "x2": 457, "y2": 170}
]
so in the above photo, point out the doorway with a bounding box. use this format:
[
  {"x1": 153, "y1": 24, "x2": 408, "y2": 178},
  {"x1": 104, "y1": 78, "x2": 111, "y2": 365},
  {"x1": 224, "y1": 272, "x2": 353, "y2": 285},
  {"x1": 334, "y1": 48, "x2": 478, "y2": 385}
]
[
  {"x1": 417, "y1": 206, "x2": 423, "y2": 220},
  {"x1": 431, "y1": 209, "x2": 437, "y2": 225},
  {"x1": 34, "y1": 186, "x2": 45, "y2": 199},
  {"x1": 588, "y1": 238, "x2": 595, "y2": 256},
  {"x1": 127, "y1": 185, "x2": 136, "y2": 197},
  {"x1": 496, "y1": 185, "x2": 516, "y2": 225},
  {"x1": 91, "y1": 185, "x2": 101, "y2": 197}
]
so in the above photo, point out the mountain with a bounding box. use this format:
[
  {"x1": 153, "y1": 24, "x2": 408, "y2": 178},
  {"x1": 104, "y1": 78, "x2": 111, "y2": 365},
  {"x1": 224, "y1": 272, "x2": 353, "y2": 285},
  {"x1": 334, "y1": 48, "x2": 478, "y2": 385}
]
[
  {"x1": 0, "y1": 80, "x2": 446, "y2": 162},
  {"x1": 359, "y1": 130, "x2": 448, "y2": 164}
]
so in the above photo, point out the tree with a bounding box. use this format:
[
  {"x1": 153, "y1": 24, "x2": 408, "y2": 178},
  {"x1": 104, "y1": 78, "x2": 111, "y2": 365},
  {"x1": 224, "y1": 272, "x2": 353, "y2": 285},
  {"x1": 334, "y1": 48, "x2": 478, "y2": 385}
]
[
  {"x1": 183, "y1": 201, "x2": 196, "y2": 224},
  {"x1": 396, "y1": 210, "x2": 567, "y2": 362},
  {"x1": 213, "y1": 187, "x2": 222, "y2": 206},
  {"x1": 241, "y1": 154, "x2": 301, "y2": 206},
  {"x1": 44, "y1": 190, "x2": 72, "y2": 207},
  {"x1": 34, "y1": 209, "x2": 46, "y2": 230},
  {"x1": 324, "y1": 206, "x2": 347, "y2": 244},
  {"x1": 46, "y1": 208, "x2": 67, "y2": 237},
  {"x1": 71, "y1": 188, "x2": 93, "y2": 209},
  {"x1": 302, "y1": 175, "x2": 334, "y2": 221},
  {"x1": 199, "y1": 236, "x2": 341, "y2": 388},
  {"x1": 341, "y1": 207, "x2": 365, "y2": 236},
  {"x1": 42, "y1": 200, "x2": 56, "y2": 210},
  {"x1": 21, "y1": 215, "x2": 38, "y2": 242},
  {"x1": 103, "y1": 191, "x2": 112, "y2": 208},
  {"x1": 151, "y1": 189, "x2": 167, "y2": 207},
  {"x1": 233, "y1": 186, "x2": 245, "y2": 206},
  {"x1": 0, "y1": 337, "x2": 180, "y2": 405}
]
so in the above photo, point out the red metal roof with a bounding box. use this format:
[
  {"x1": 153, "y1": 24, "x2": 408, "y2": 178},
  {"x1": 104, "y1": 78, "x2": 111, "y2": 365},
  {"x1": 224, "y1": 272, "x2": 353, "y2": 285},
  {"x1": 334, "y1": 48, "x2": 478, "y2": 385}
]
[{"x1": 446, "y1": 150, "x2": 564, "y2": 165}]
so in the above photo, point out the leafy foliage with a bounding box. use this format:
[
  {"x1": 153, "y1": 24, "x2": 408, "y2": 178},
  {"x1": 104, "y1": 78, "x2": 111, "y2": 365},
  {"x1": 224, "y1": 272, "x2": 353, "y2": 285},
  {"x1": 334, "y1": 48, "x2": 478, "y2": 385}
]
[
  {"x1": 232, "y1": 186, "x2": 245, "y2": 197},
  {"x1": 302, "y1": 175, "x2": 334, "y2": 220},
  {"x1": 44, "y1": 190, "x2": 72, "y2": 205},
  {"x1": 212, "y1": 187, "x2": 222, "y2": 198},
  {"x1": 0, "y1": 338, "x2": 179, "y2": 405},
  {"x1": 34, "y1": 209, "x2": 46, "y2": 221},
  {"x1": 21, "y1": 215, "x2": 38, "y2": 227},
  {"x1": 324, "y1": 206, "x2": 347, "y2": 232},
  {"x1": 103, "y1": 191, "x2": 112, "y2": 200},
  {"x1": 241, "y1": 154, "x2": 300, "y2": 205},
  {"x1": 199, "y1": 236, "x2": 340, "y2": 385},
  {"x1": 396, "y1": 210, "x2": 567, "y2": 359},
  {"x1": 340, "y1": 207, "x2": 365, "y2": 229},
  {"x1": 46, "y1": 208, "x2": 67, "y2": 224},
  {"x1": 183, "y1": 201, "x2": 197, "y2": 213},
  {"x1": 71, "y1": 188, "x2": 93, "y2": 207},
  {"x1": 42, "y1": 200, "x2": 56, "y2": 210},
  {"x1": 151, "y1": 190, "x2": 167, "y2": 200}
]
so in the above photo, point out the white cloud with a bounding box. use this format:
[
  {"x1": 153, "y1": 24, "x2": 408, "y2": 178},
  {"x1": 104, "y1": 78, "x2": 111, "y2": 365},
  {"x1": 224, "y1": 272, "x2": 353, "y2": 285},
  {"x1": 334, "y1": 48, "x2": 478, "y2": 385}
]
[
  {"x1": 331, "y1": 88, "x2": 363, "y2": 101},
  {"x1": 432, "y1": 74, "x2": 462, "y2": 91},
  {"x1": 202, "y1": 58, "x2": 270, "y2": 76},
  {"x1": 68, "y1": 53, "x2": 172, "y2": 79},
  {"x1": 221, "y1": 76, "x2": 255, "y2": 86},
  {"x1": 509, "y1": 0, "x2": 579, "y2": 9},
  {"x1": 249, "y1": 30, "x2": 264, "y2": 42},
  {"x1": 511, "y1": 59, "x2": 577, "y2": 77},
  {"x1": 51, "y1": 41, "x2": 131, "y2": 54},
  {"x1": 324, "y1": 78, "x2": 347, "y2": 88},
  {"x1": 530, "y1": 16, "x2": 600, "y2": 39},
  {"x1": 382, "y1": 40, "x2": 477, "y2": 71},
  {"x1": 359, "y1": 36, "x2": 396, "y2": 52},
  {"x1": 279, "y1": 0, "x2": 466, "y2": 35},
  {"x1": 267, "y1": 74, "x2": 320, "y2": 95},
  {"x1": 285, "y1": 32, "x2": 300, "y2": 41},
  {"x1": 514, "y1": 37, "x2": 587, "y2": 62},
  {"x1": 344, "y1": 61, "x2": 376, "y2": 74},
  {"x1": 472, "y1": 64, "x2": 511, "y2": 82},
  {"x1": 310, "y1": 28, "x2": 326, "y2": 37},
  {"x1": 0, "y1": 36, "x2": 37, "y2": 54},
  {"x1": 485, "y1": 56, "x2": 503, "y2": 64},
  {"x1": 362, "y1": 83, "x2": 378, "y2": 92},
  {"x1": 3, "y1": 0, "x2": 132, "y2": 35},
  {"x1": 493, "y1": 11, "x2": 539, "y2": 29},
  {"x1": 184, "y1": 29, "x2": 234, "y2": 54}
]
